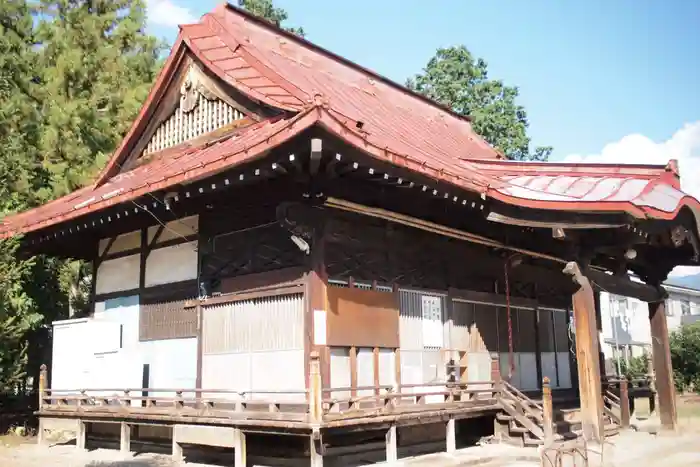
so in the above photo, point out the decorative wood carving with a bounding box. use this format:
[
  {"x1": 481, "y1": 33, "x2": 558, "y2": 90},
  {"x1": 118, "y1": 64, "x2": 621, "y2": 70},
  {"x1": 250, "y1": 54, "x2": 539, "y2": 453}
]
[{"x1": 142, "y1": 63, "x2": 246, "y2": 157}]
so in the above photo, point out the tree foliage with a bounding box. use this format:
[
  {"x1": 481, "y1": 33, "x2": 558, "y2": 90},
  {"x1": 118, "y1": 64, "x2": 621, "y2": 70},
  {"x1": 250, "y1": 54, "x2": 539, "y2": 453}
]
[
  {"x1": 407, "y1": 46, "x2": 551, "y2": 161},
  {"x1": 237, "y1": 0, "x2": 305, "y2": 37},
  {"x1": 0, "y1": 0, "x2": 163, "y2": 390},
  {"x1": 33, "y1": 0, "x2": 164, "y2": 197},
  {"x1": 670, "y1": 322, "x2": 700, "y2": 393},
  {"x1": 617, "y1": 354, "x2": 649, "y2": 379}
]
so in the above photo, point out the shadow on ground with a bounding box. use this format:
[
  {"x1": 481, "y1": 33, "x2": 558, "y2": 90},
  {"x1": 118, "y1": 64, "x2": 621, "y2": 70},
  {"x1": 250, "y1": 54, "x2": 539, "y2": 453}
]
[{"x1": 85, "y1": 462, "x2": 167, "y2": 467}]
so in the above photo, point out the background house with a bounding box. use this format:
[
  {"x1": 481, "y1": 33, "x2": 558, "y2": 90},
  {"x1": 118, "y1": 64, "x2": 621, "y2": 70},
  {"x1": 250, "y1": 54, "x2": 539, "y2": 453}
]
[{"x1": 599, "y1": 281, "x2": 700, "y2": 375}]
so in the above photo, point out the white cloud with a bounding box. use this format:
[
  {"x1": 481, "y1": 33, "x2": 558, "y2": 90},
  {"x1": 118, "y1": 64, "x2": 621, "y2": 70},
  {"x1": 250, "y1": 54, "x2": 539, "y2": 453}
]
[
  {"x1": 564, "y1": 122, "x2": 700, "y2": 279},
  {"x1": 145, "y1": 0, "x2": 196, "y2": 27}
]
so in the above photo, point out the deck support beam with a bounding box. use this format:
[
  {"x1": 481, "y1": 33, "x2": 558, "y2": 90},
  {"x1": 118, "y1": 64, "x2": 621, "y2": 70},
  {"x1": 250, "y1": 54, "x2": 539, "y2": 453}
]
[
  {"x1": 76, "y1": 421, "x2": 86, "y2": 451},
  {"x1": 310, "y1": 436, "x2": 323, "y2": 467},
  {"x1": 563, "y1": 262, "x2": 604, "y2": 444},
  {"x1": 120, "y1": 422, "x2": 131, "y2": 453},
  {"x1": 386, "y1": 425, "x2": 398, "y2": 463},
  {"x1": 648, "y1": 299, "x2": 677, "y2": 430},
  {"x1": 172, "y1": 430, "x2": 183, "y2": 461},
  {"x1": 446, "y1": 418, "x2": 456, "y2": 454},
  {"x1": 234, "y1": 428, "x2": 246, "y2": 467}
]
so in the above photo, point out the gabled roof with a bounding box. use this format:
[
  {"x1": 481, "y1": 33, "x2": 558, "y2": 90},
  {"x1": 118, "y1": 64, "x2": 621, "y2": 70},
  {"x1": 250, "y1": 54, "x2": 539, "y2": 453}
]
[{"x1": 1, "y1": 3, "x2": 700, "y2": 242}]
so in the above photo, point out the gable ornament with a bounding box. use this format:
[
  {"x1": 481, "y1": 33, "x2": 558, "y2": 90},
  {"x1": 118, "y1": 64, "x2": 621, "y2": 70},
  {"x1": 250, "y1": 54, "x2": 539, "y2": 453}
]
[{"x1": 179, "y1": 65, "x2": 218, "y2": 113}]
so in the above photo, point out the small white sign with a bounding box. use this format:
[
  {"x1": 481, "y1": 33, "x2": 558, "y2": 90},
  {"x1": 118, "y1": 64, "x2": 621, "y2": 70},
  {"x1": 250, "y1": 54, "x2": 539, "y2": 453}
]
[{"x1": 314, "y1": 309, "x2": 327, "y2": 346}]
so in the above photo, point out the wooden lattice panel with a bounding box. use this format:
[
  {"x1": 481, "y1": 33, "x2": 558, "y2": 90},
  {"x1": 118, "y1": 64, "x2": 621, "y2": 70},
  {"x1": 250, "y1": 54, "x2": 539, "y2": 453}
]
[{"x1": 144, "y1": 95, "x2": 244, "y2": 155}]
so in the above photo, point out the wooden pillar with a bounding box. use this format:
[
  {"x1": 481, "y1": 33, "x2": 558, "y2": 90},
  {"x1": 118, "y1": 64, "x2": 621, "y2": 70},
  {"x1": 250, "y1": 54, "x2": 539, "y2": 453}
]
[
  {"x1": 76, "y1": 421, "x2": 86, "y2": 451},
  {"x1": 234, "y1": 429, "x2": 246, "y2": 467},
  {"x1": 350, "y1": 346, "x2": 358, "y2": 396},
  {"x1": 446, "y1": 418, "x2": 456, "y2": 454},
  {"x1": 563, "y1": 262, "x2": 604, "y2": 444},
  {"x1": 310, "y1": 435, "x2": 323, "y2": 467},
  {"x1": 306, "y1": 224, "x2": 329, "y2": 398},
  {"x1": 648, "y1": 300, "x2": 677, "y2": 430},
  {"x1": 386, "y1": 425, "x2": 398, "y2": 463},
  {"x1": 120, "y1": 422, "x2": 131, "y2": 453},
  {"x1": 620, "y1": 378, "x2": 631, "y2": 429},
  {"x1": 542, "y1": 377, "x2": 554, "y2": 445},
  {"x1": 38, "y1": 364, "x2": 47, "y2": 410},
  {"x1": 373, "y1": 347, "x2": 380, "y2": 395},
  {"x1": 37, "y1": 419, "x2": 46, "y2": 446},
  {"x1": 309, "y1": 351, "x2": 323, "y2": 423},
  {"x1": 172, "y1": 430, "x2": 183, "y2": 461},
  {"x1": 195, "y1": 299, "x2": 203, "y2": 406}
]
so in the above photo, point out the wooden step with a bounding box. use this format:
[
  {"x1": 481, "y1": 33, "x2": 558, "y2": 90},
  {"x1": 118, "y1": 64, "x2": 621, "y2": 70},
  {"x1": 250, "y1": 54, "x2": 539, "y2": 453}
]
[
  {"x1": 509, "y1": 426, "x2": 529, "y2": 434},
  {"x1": 496, "y1": 413, "x2": 514, "y2": 422}
]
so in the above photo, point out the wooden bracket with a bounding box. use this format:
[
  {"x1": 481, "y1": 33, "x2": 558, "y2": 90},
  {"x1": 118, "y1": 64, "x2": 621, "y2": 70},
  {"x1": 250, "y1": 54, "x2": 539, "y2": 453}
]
[{"x1": 96, "y1": 236, "x2": 117, "y2": 268}]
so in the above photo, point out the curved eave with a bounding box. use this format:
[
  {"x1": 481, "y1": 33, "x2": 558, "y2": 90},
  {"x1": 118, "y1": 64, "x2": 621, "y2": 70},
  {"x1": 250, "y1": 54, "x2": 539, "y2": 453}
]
[{"x1": 0, "y1": 110, "x2": 319, "y2": 239}]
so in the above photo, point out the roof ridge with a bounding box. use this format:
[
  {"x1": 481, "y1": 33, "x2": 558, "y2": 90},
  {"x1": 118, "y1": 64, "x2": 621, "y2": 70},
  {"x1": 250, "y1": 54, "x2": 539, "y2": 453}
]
[
  {"x1": 204, "y1": 10, "x2": 310, "y2": 105},
  {"x1": 219, "y1": 2, "x2": 477, "y2": 126}
]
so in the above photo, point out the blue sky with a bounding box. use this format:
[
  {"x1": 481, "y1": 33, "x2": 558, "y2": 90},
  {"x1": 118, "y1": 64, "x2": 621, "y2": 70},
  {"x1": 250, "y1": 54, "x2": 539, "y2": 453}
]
[
  {"x1": 146, "y1": 0, "x2": 700, "y2": 277},
  {"x1": 147, "y1": 0, "x2": 700, "y2": 159}
]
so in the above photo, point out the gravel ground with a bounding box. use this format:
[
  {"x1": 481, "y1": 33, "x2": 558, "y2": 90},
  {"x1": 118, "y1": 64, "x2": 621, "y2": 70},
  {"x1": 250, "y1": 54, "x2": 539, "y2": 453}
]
[{"x1": 1, "y1": 425, "x2": 699, "y2": 467}]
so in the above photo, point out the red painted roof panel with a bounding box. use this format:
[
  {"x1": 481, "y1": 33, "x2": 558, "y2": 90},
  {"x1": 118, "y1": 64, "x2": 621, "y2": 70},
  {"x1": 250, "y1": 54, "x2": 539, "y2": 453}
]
[{"x1": 2, "y1": 5, "x2": 700, "y2": 240}]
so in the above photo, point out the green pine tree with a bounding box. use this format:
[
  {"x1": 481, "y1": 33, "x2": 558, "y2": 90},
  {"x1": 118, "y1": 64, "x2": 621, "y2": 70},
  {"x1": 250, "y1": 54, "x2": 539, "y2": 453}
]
[
  {"x1": 0, "y1": 0, "x2": 46, "y2": 390},
  {"x1": 33, "y1": 0, "x2": 165, "y2": 196},
  {"x1": 237, "y1": 0, "x2": 305, "y2": 37},
  {"x1": 407, "y1": 46, "x2": 552, "y2": 161}
]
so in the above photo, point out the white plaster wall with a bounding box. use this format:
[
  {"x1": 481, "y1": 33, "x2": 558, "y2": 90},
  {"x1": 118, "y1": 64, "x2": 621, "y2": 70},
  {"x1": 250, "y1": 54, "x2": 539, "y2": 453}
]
[
  {"x1": 202, "y1": 353, "x2": 251, "y2": 399},
  {"x1": 51, "y1": 320, "x2": 92, "y2": 391},
  {"x1": 149, "y1": 215, "x2": 198, "y2": 244},
  {"x1": 145, "y1": 241, "x2": 198, "y2": 287},
  {"x1": 99, "y1": 230, "x2": 141, "y2": 255},
  {"x1": 95, "y1": 254, "x2": 140, "y2": 294},
  {"x1": 201, "y1": 350, "x2": 304, "y2": 402},
  {"x1": 357, "y1": 348, "x2": 374, "y2": 397},
  {"x1": 94, "y1": 296, "x2": 140, "y2": 349},
  {"x1": 378, "y1": 348, "x2": 396, "y2": 386},
  {"x1": 330, "y1": 348, "x2": 351, "y2": 399},
  {"x1": 141, "y1": 338, "x2": 198, "y2": 397}
]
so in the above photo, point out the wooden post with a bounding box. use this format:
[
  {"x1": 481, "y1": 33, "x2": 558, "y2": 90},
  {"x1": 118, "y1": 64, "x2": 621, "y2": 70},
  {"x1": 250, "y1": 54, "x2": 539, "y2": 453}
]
[
  {"x1": 542, "y1": 377, "x2": 554, "y2": 445},
  {"x1": 446, "y1": 418, "x2": 456, "y2": 454},
  {"x1": 76, "y1": 421, "x2": 86, "y2": 451},
  {"x1": 234, "y1": 429, "x2": 246, "y2": 467},
  {"x1": 39, "y1": 364, "x2": 47, "y2": 410},
  {"x1": 648, "y1": 300, "x2": 677, "y2": 430},
  {"x1": 563, "y1": 262, "x2": 604, "y2": 444},
  {"x1": 386, "y1": 425, "x2": 398, "y2": 463},
  {"x1": 373, "y1": 347, "x2": 380, "y2": 396},
  {"x1": 120, "y1": 422, "x2": 131, "y2": 453},
  {"x1": 310, "y1": 435, "x2": 323, "y2": 467},
  {"x1": 350, "y1": 346, "x2": 358, "y2": 397},
  {"x1": 195, "y1": 298, "x2": 203, "y2": 407},
  {"x1": 309, "y1": 351, "x2": 323, "y2": 423},
  {"x1": 620, "y1": 378, "x2": 630, "y2": 429},
  {"x1": 394, "y1": 348, "x2": 402, "y2": 391},
  {"x1": 172, "y1": 432, "x2": 183, "y2": 462},
  {"x1": 306, "y1": 222, "x2": 330, "y2": 398}
]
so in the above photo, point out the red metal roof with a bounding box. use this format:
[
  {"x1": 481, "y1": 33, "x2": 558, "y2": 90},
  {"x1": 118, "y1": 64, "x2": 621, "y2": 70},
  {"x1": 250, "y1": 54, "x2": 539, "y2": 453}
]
[
  {"x1": 463, "y1": 159, "x2": 700, "y2": 221},
  {"x1": 0, "y1": 112, "x2": 318, "y2": 237},
  {"x1": 2, "y1": 4, "x2": 699, "y2": 239}
]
